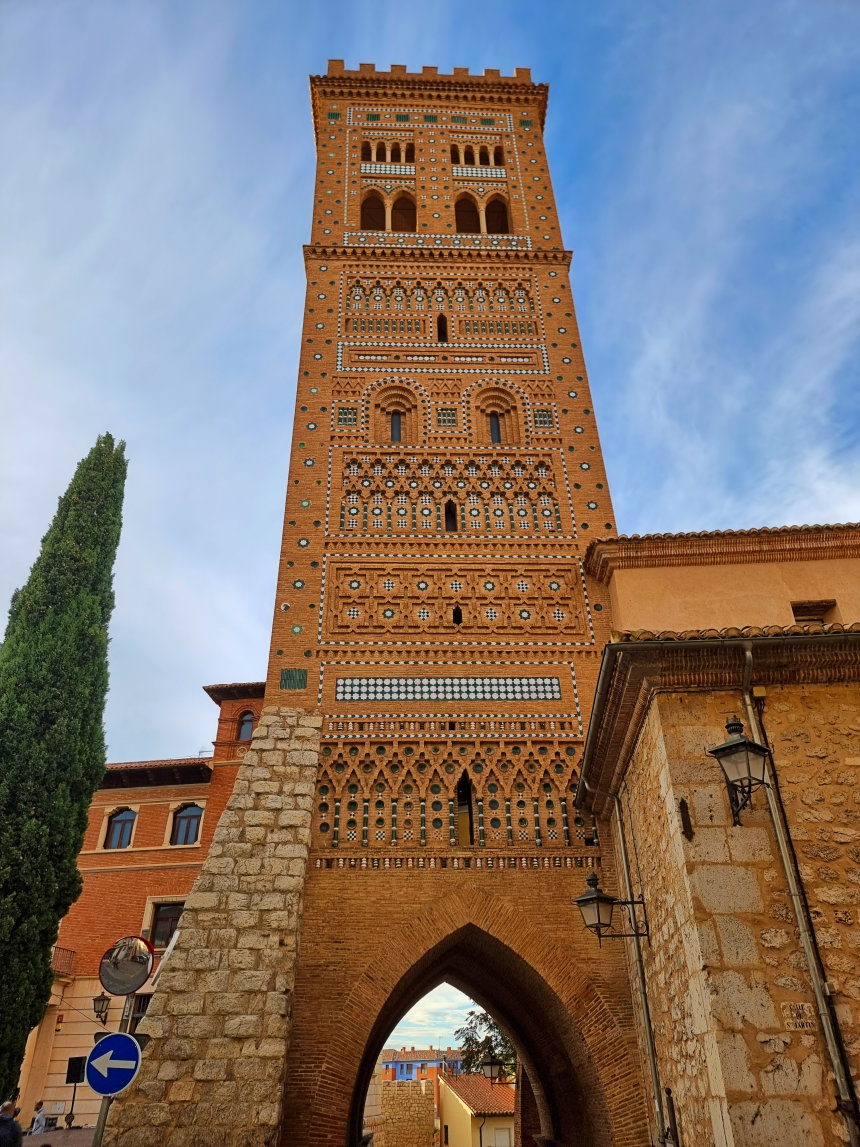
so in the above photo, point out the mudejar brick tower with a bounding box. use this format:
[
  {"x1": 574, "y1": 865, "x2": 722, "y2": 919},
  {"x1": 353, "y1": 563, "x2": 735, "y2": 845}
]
[
  {"x1": 104, "y1": 61, "x2": 654, "y2": 1147},
  {"x1": 266, "y1": 63, "x2": 649, "y2": 1147}
]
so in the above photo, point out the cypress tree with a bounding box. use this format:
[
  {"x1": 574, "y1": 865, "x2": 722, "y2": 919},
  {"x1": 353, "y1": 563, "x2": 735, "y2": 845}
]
[{"x1": 0, "y1": 433, "x2": 127, "y2": 1098}]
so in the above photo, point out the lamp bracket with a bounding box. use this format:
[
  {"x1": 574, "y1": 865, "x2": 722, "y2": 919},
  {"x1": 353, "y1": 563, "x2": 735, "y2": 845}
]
[{"x1": 594, "y1": 898, "x2": 649, "y2": 947}]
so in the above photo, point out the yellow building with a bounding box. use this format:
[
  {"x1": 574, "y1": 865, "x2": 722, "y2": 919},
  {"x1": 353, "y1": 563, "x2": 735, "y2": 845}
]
[{"x1": 438, "y1": 1073, "x2": 514, "y2": 1147}]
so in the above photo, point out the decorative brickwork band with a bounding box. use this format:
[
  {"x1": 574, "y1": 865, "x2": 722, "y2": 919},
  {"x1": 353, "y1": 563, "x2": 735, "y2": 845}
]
[{"x1": 103, "y1": 707, "x2": 321, "y2": 1147}]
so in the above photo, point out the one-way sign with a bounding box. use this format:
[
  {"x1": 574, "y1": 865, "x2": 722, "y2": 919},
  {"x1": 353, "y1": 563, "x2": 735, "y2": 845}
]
[{"x1": 85, "y1": 1032, "x2": 142, "y2": 1096}]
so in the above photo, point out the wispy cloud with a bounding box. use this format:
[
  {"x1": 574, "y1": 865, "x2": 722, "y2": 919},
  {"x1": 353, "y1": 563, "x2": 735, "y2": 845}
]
[
  {"x1": 1, "y1": 0, "x2": 859, "y2": 768},
  {"x1": 387, "y1": 984, "x2": 477, "y2": 1050}
]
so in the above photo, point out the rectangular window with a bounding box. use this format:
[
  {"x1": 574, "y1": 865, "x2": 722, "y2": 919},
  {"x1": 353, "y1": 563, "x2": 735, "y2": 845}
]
[
  {"x1": 129, "y1": 994, "x2": 151, "y2": 1034},
  {"x1": 365, "y1": 113, "x2": 380, "y2": 122},
  {"x1": 534, "y1": 409, "x2": 554, "y2": 428},
  {"x1": 437, "y1": 408, "x2": 457, "y2": 427},
  {"x1": 480, "y1": 117, "x2": 494, "y2": 125},
  {"x1": 423, "y1": 114, "x2": 437, "y2": 123},
  {"x1": 395, "y1": 113, "x2": 410, "y2": 122},
  {"x1": 327, "y1": 111, "x2": 341, "y2": 121},
  {"x1": 451, "y1": 115, "x2": 466, "y2": 124},
  {"x1": 444, "y1": 1128, "x2": 449, "y2": 1145},
  {"x1": 151, "y1": 902, "x2": 184, "y2": 948},
  {"x1": 280, "y1": 668, "x2": 309, "y2": 690},
  {"x1": 519, "y1": 119, "x2": 533, "y2": 129},
  {"x1": 337, "y1": 407, "x2": 358, "y2": 426},
  {"x1": 791, "y1": 600, "x2": 836, "y2": 624}
]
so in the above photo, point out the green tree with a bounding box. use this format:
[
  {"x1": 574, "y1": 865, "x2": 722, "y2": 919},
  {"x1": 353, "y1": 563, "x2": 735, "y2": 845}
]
[
  {"x1": 454, "y1": 1008, "x2": 517, "y2": 1078},
  {"x1": 0, "y1": 434, "x2": 127, "y2": 1098}
]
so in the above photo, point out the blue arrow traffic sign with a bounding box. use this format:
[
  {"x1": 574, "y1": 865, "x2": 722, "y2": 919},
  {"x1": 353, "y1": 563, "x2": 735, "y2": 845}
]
[{"x1": 85, "y1": 1032, "x2": 142, "y2": 1097}]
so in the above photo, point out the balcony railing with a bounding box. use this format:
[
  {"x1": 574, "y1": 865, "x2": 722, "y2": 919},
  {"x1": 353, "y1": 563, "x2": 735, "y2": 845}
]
[{"x1": 51, "y1": 945, "x2": 75, "y2": 976}]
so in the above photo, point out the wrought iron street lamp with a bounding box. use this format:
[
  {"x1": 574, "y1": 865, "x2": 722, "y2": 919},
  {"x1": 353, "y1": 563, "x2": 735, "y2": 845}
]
[
  {"x1": 707, "y1": 715, "x2": 769, "y2": 825},
  {"x1": 480, "y1": 1052, "x2": 506, "y2": 1086},
  {"x1": 92, "y1": 991, "x2": 110, "y2": 1025},
  {"x1": 573, "y1": 872, "x2": 648, "y2": 946}
]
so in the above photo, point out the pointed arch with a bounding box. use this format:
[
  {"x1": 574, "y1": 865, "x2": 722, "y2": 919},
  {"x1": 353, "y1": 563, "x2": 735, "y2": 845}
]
[
  {"x1": 485, "y1": 195, "x2": 510, "y2": 234},
  {"x1": 284, "y1": 889, "x2": 650, "y2": 1147},
  {"x1": 455, "y1": 193, "x2": 480, "y2": 234},
  {"x1": 391, "y1": 193, "x2": 416, "y2": 233},
  {"x1": 360, "y1": 191, "x2": 385, "y2": 231}
]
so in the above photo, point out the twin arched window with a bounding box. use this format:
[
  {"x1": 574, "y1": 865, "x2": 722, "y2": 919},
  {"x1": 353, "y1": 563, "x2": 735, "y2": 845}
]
[
  {"x1": 105, "y1": 808, "x2": 135, "y2": 850},
  {"x1": 171, "y1": 803, "x2": 203, "y2": 847},
  {"x1": 453, "y1": 195, "x2": 509, "y2": 235},
  {"x1": 238, "y1": 711, "x2": 254, "y2": 740},
  {"x1": 360, "y1": 192, "x2": 416, "y2": 233}
]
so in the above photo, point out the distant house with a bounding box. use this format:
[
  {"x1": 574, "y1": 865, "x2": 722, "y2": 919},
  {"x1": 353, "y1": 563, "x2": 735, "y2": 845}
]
[
  {"x1": 438, "y1": 1073, "x2": 515, "y2": 1147},
  {"x1": 381, "y1": 1045, "x2": 463, "y2": 1083},
  {"x1": 381, "y1": 1046, "x2": 463, "y2": 1110}
]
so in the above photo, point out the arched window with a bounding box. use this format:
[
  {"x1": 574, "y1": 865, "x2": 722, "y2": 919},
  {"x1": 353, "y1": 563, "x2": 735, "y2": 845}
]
[
  {"x1": 456, "y1": 773, "x2": 474, "y2": 844},
  {"x1": 489, "y1": 412, "x2": 502, "y2": 444},
  {"x1": 450, "y1": 144, "x2": 460, "y2": 164},
  {"x1": 391, "y1": 411, "x2": 402, "y2": 443},
  {"x1": 444, "y1": 500, "x2": 458, "y2": 532},
  {"x1": 361, "y1": 192, "x2": 385, "y2": 231},
  {"x1": 405, "y1": 143, "x2": 415, "y2": 162},
  {"x1": 105, "y1": 808, "x2": 135, "y2": 850},
  {"x1": 455, "y1": 195, "x2": 480, "y2": 234},
  {"x1": 479, "y1": 146, "x2": 490, "y2": 166},
  {"x1": 238, "y1": 711, "x2": 254, "y2": 740},
  {"x1": 390, "y1": 142, "x2": 401, "y2": 162},
  {"x1": 375, "y1": 141, "x2": 386, "y2": 162},
  {"x1": 361, "y1": 141, "x2": 371, "y2": 161},
  {"x1": 436, "y1": 314, "x2": 448, "y2": 343},
  {"x1": 485, "y1": 197, "x2": 509, "y2": 235},
  {"x1": 494, "y1": 145, "x2": 504, "y2": 166},
  {"x1": 464, "y1": 146, "x2": 475, "y2": 165},
  {"x1": 391, "y1": 195, "x2": 416, "y2": 232},
  {"x1": 171, "y1": 804, "x2": 203, "y2": 846}
]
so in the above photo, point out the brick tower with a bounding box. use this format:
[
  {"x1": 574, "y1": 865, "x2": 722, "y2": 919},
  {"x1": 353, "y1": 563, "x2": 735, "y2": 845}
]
[
  {"x1": 268, "y1": 59, "x2": 616, "y2": 836},
  {"x1": 104, "y1": 62, "x2": 653, "y2": 1147},
  {"x1": 264, "y1": 62, "x2": 644, "y2": 1147}
]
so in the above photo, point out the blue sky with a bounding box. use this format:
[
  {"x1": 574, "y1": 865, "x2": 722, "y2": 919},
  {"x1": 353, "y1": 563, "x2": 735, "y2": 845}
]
[{"x1": 2, "y1": 0, "x2": 859, "y2": 1046}]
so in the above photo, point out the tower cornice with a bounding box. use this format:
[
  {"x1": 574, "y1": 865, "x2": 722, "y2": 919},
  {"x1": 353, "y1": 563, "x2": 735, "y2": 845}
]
[
  {"x1": 310, "y1": 62, "x2": 548, "y2": 134},
  {"x1": 302, "y1": 244, "x2": 572, "y2": 268}
]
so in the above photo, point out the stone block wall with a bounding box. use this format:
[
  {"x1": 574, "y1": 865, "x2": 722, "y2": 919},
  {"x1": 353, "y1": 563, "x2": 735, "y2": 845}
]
[
  {"x1": 103, "y1": 706, "x2": 321, "y2": 1147},
  {"x1": 367, "y1": 1080, "x2": 435, "y2": 1147},
  {"x1": 618, "y1": 688, "x2": 852, "y2": 1147}
]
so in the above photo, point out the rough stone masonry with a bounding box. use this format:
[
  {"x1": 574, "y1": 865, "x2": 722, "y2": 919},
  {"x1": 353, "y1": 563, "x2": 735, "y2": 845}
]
[{"x1": 103, "y1": 706, "x2": 321, "y2": 1147}]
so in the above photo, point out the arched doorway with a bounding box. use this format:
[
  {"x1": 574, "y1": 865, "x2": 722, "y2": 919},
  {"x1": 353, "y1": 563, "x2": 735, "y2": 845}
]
[
  {"x1": 279, "y1": 885, "x2": 651, "y2": 1146},
  {"x1": 346, "y1": 926, "x2": 611, "y2": 1146}
]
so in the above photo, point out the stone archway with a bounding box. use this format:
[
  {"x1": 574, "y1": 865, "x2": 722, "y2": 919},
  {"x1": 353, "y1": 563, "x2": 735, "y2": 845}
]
[{"x1": 280, "y1": 885, "x2": 651, "y2": 1147}]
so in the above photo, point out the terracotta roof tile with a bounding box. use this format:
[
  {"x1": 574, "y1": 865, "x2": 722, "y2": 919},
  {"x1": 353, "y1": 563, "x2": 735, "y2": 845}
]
[
  {"x1": 105, "y1": 757, "x2": 213, "y2": 771},
  {"x1": 382, "y1": 1047, "x2": 460, "y2": 1062},
  {"x1": 617, "y1": 621, "x2": 860, "y2": 643},
  {"x1": 441, "y1": 1073, "x2": 515, "y2": 1116}
]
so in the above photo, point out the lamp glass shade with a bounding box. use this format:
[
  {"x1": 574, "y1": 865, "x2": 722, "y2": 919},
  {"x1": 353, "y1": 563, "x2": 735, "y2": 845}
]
[
  {"x1": 481, "y1": 1054, "x2": 502, "y2": 1081},
  {"x1": 710, "y1": 738, "x2": 768, "y2": 789},
  {"x1": 574, "y1": 881, "x2": 616, "y2": 933},
  {"x1": 92, "y1": 992, "x2": 110, "y2": 1021}
]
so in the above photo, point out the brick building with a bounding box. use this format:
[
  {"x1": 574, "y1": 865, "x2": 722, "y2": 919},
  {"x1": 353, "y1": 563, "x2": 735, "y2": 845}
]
[
  {"x1": 15, "y1": 682, "x2": 264, "y2": 1127},
  {"x1": 14, "y1": 58, "x2": 858, "y2": 1147}
]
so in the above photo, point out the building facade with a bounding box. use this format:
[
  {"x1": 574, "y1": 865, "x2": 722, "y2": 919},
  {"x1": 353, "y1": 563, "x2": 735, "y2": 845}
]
[
  {"x1": 15, "y1": 683, "x2": 264, "y2": 1127},
  {"x1": 438, "y1": 1073, "x2": 515, "y2": 1147},
  {"x1": 30, "y1": 59, "x2": 857, "y2": 1147}
]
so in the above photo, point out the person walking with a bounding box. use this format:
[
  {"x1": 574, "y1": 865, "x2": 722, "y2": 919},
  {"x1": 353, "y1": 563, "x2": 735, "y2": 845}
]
[
  {"x1": 0, "y1": 1101, "x2": 22, "y2": 1147},
  {"x1": 31, "y1": 1102, "x2": 47, "y2": 1134}
]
